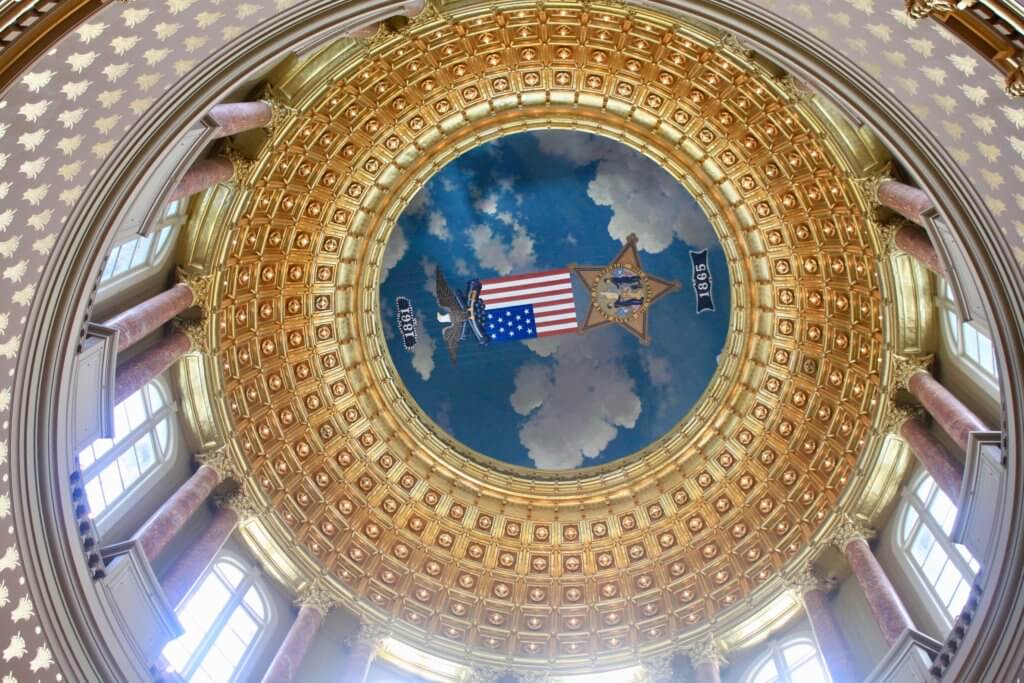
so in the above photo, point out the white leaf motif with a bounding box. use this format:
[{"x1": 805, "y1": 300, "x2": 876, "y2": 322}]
[
  {"x1": 29, "y1": 644, "x2": 52, "y2": 672},
  {"x1": 11, "y1": 596, "x2": 33, "y2": 623},
  {"x1": 0, "y1": 546, "x2": 19, "y2": 572},
  {"x1": 2, "y1": 633, "x2": 25, "y2": 662}
]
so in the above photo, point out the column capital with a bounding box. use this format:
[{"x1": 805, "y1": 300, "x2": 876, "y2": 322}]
[
  {"x1": 173, "y1": 317, "x2": 210, "y2": 354},
  {"x1": 831, "y1": 514, "x2": 876, "y2": 551},
  {"x1": 876, "y1": 219, "x2": 909, "y2": 258},
  {"x1": 466, "y1": 665, "x2": 505, "y2": 683},
  {"x1": 225, "y1": 145, "x2": 256, "y2": 187},
  {"x1": 296, "y1": 579, "x2": 340, "y2": 616},
  {"x1": 175, "y1": 267, "x2": 215, "y2": 312},
  {"x1": 684, "y1": 636, "x2": 727, "y2": 668},
  {"x1": 889, "y1": 353, "x2": 934, "y2": 393},
  {"x1": 853, "y1": 165, "x2": 893, "y2": 206},
  {"x1": 773, "y1": 75, "x2": 815, "y2": 105},
  {"x1": 641, "y1": 652, "x2": 675, "y2": 681},
  {"x1": 716, "y1": 32, "x2": 755, "y2": 59},
  {"x1": 878, "y1": 403, "x2": 924, "y2": 435},
  {"x1": 348, "y1": 619, "x2": 391, "y2": 650},
  {"x1": 783, "y1": 564, "x2": 831, "y2": 596},
  {"x1": 215, "y1": 486, "x2": 266, "y2": 521},
  {"x1": 195, "y1": 445, "x2": 240, "y2": 481},
  {"x1": 259, "y1": 85, "x2": 296, "y2": 132}
]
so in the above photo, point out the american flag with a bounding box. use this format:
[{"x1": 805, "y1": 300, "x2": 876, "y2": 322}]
[{"x1": 479, "y1": 268, "x2": 578, "y2": 342}]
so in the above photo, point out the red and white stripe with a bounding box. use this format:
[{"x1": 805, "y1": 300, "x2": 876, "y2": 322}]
[{"x1": 479, "y1": 268, "x2": 578, "y2": 337}]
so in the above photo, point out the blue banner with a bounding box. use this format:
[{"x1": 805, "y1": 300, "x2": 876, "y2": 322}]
[
  {"x1": 690, "y1": 250, "x2": 715, "y2": 313},
  {"x1": 395, "y1": 297, "x2": 418, "y2": 350}
]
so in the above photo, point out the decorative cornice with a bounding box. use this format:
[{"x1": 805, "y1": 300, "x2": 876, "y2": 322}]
[
  {"x1": 831, "y1": 514, "x2": 875, "y2": 551},
  {"x1": 195, "y1": 445, "x2": 240, "y2": 480},
  {"x1": 683, "y1": 636, "x2": 726, "y2": 668}
]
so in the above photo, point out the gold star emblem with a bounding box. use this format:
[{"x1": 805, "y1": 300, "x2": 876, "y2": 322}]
[{"x1": 572, "y1": 233, "x2": 680, "y2": 344}]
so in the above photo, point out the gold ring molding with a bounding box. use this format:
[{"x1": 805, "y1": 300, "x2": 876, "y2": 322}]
[{"x1": 177, "y1": 0, "x2": 927, "y2": 670}]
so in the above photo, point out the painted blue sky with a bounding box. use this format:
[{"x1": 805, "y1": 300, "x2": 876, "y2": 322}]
[{"x1": 379, "y1": 132, "x2": 729, "y2": 470}]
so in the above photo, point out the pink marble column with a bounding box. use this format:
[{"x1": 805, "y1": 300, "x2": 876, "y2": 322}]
[
  {"x1": 900, "y1": 416, "x2": 964, "y2": 503},
  {"x1": 803, "y1": 586, "x2": 858, "y2": 683},
  {"x1": 161, "y1": 506, "x2": 239, "y2": 609},
  {"x1": 114, "y1": 329, "x2": 191, "y2": 404},
  {"x1": 134, "y1": 465, "x2": 221, "y2": 563},
  {"x1": 208, "y1": 101, "x2": 274, "y2": 139},
  {"x1": 260, "y1": 605, "x2": 325, "y2": 683},
  {"x1": 894, "y1": 223, "x2": 944, "y2": 274},
  {"x1": 878, "y1": 179, "x2": 934, "y2": 226},
  {"x1": 907, "y1": 371, "x2": 989, "y2": 451},
  {"x1": 344, "y1": 22, "x2": 382, "y2": 38},
  {"x1": 841, "y1": 535, "x2": 914, "y2": 646},
  {"x1": 694, "y1": 660, "x2": 722, "y2": 683},
  {"x1": 169, "y1": 157, "x2": 234, "y2": 201},
  {"x1": 102, "y1": 284, "x2": 195, "y2": 353},
  {"x1": 339, "y1": 639, "x2": 376, "y2": 683}
]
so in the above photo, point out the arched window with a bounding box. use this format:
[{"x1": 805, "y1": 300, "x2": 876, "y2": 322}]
[
  {"x1": 98, "y1": 200, "x2": 184, "y2": 295},
  {"x1": 746, "y1": 637, "x2": 829, "y2": 683},
  {"x1": 78, "y1": 378, "x2": 175, "y2": 524},
  {"x1": 896, "y1": 470, "x2": 979, "y2": 624},
  {"x1": 162, "y1": 556, "x2": 270, "y2": 683},
  {"x1": 936, "y1": 280, "x2": 999, "y2": 388}
]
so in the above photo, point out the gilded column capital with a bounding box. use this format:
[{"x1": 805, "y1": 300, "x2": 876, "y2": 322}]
[
  {"x1": 1005, "y1": 63, "x2": 1024, "y2": 97},
  {"x1": 173, "y1": 317, "x2": 210, "y2": 354},
  {"x1": 225, "y1": 146, "x2": 256, "y2": 187},
  {"x1": 259, "y1": 85, "x2": 296, "y2": 132},
  {"x1": 773, "y1": 75, "x2": 815, "y2": 105},
  {"x1": 347, "y1": 619, "x2": 391, "y2": 650},
  {"x1": 878, "y1": 403, "x2": 924, "y2": 435},
  {"x1": 466, "y1": 666, "x2": 504, "y2": 683},
  {"x1": 783, "y1": 564, "x2": 830, "y2": 597},
  {"x1": 641, "y1": 652, "x2": 675, "y2": 681},
  {"x1": 195, "y1": 445, "x2": 241, "y2": 480},
  {"x1": 889, "y1": 353, "x2": 934, "y2": 392},
  {"x1": 716, "y1": 32, "x2": 755, "y2": 59},
  {"x1": 296, "y1": 579, "x2": 340, "y2": 616},
  {"x1": 831, "y1": 514, "x2": 875, "y2": 551},
  {"x1": 215, "y1": 486, "x2": 266, "y2": 521},
  {"x1": 684, "y1": 636, "x2": 726, "y2": 668},
  {"x1": 517, "y1": 672, "x2": 548, "y2": 683},
  {"x1": 175, "y1": 267, "x2": 215, "y2": 312},
  {"x1": 875, "y1": 219, "x2": 910, "y2": 258},
  {"x1": 854, "y1": 165, "x2": 893, "y2": 207}
]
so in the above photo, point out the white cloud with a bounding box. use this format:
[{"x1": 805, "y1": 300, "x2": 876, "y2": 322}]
[
  {"x1": 510, "y1": 331, "x2": 641, "y2": 469},
  {"x1": 475, "y1": 192, "x2": 500, "y2": 215},
  {"x1": 380, "y1": 225, "x2": 408, "y2": 283},
  {"x1": 441, "y1": 177, "x2": 457, "y2": 192},
  {"x1": 468, "y1": 222, "x2": 535, "y2": 275},
  {"x1": 427, "y1": 210, "x2": 450, "y2": 240},
  {"x1": 410, "y1": 311, "x2": 436, "y2": 381},
  {"x1": 643, "y1": 354, "x2": 673, "y2": 386},
  {"x1": 532, "y1": 130, "x2": 716, "y2": 251}
]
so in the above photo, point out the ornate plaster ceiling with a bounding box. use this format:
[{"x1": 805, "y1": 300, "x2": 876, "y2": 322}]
[{"x1": 179, "y1": 0, "x2": 904, "y2": 671}]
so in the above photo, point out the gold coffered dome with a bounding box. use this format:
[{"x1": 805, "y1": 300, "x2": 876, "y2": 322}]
[{"x1": 179, "y1": 0, "x2": 905, "y2": 671}]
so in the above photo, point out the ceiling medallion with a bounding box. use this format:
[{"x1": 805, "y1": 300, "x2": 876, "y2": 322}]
[{"x1": 180, "y1": 0, "x2": 905, "y2": 671}]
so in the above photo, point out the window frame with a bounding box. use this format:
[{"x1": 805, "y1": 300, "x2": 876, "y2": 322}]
[
  {"x1": 935, "y1": 279, "x2": 1000, "y2": 393},
  {"x1": 743, "y1": 634, "x2": 831, "y2": 683},
  {"x1": 80, "y1": 377, "x2": 178, "y2": 532},
  {"x1": 892, "y1": 469, "x2": 978, "y2": 630},
  {"x1": 163, "y1": 554, "x2": 273, "y2": 683},
  {"x1": 96, "y1": 200, "x2": 186, "y2": 298}
]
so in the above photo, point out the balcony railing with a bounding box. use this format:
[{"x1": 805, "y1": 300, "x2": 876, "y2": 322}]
[{"x1": 907, "y1": 0, "x2": 1024, "y2": 95}]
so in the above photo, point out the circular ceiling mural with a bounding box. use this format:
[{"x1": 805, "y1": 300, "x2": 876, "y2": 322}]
[{"x1": 379, "y1": 131, "x2": 730, "y2": 469}]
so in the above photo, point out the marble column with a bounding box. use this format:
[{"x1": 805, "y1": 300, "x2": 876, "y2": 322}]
[
  {"x1": 135, "y1": 464, "x2": 221, "y2": 563},
  {"x1": 899, "y1": 415, "x2": 964, "y2": 503},
  {"x1": 169, "y1": 157, "x2": 235, "y2": 201},
  {"x1": 893, "y1": 222, "x2": 944, "y2": 274},
  {"x1": 114, "y1": 329, "x2": 192, "y2": 404},
  {"x1": 102, "y1": 284, "x2": 195, "y2": 353},
  {"x1": 339, "y1": 623, "x2": 389, "y2": 683},
  {"x1": 686, "y1": 638, "x2": 725, "y2": 683},
  {"x1": 905, "y1": 368, "x2": 989, "y2": 451},
  {"x1": 260, "y1": 605, "x2": 326, "y2": 683},
  {"x1": 833, "y1": 517, "x2": 914, "y2": 646},
  {"x1": 877, "y1": 179, "x2": 934, "y2": 226},
  {"x1": 160, "y1": 505, "x2": 239, "y2": 609},
  {"x1": 208, "y1": 101, "x2": 274, "y2": 139},
  {"x1": 788, "y1": 567, "x2": 858, "y2": 683}
]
